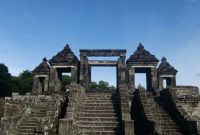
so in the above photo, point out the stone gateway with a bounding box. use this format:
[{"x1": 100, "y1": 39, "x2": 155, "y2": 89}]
[{"x1": 0, "y1": 43, "x2": 200, "y2": 135}]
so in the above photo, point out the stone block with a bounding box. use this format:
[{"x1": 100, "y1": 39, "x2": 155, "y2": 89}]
[
  {"x1": 123, "y1": 120, "x2": 134, "y2": 135},
  {"x1": 59, "y1": 119, "x2": 73, "y2": 135}
]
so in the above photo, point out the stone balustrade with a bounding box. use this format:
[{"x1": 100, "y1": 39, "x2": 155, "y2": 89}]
[
  {"x1": 167, "y1": 86, "x2": 200, "y2": 134},
  {"x1": 0, "y1": 94, "x2": 65, "y2": 135},
  {"x1": 118, "y1": 84, "x2": 134, "y2": 135},
  {"x1": 59, "y1": 83, "x2": 86, "y2": 135}
]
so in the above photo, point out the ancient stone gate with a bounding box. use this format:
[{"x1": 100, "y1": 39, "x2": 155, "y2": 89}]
[
  {"x1": 79, "y1": 49, "x2": 126, "y2": 89},
  {"x1": 1, "y1": 43, "x2": 200, "y2": 135},
  {"x1": 32, "y1": 43, "x2": 178, "y2": 94}
]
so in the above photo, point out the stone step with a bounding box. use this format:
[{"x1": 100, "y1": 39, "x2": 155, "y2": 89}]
[
  {"x1": 81, "y1": 130, "x2": 121, "y2": 135},
  {"x1": 20, "y1": 123, "x2": 36, "y2": 126},
  {"x1": 77, "y1": 117, "x2": 119, "y2": 121},
  {"x1": 78, "y1": 125, "x2": 120, "y2": 131},
  {"x1": 78, "y1": 112, "x2": 117, "y2": 117},
  {"x1": 79, "y1": 106, "x2": 115, "y2": 110},
  {"x1": 82, "y1": 100, "x2": 119, "y2": 103},
  {"x1": 18, "y1": 128, "x2": 35, "y2": 132},
  {"x1": 17, "y1": 132, "x2": 35, "y2": 135},
  {"x1": 35, "y1": 108, "x2": 48, "y2": 111},
  {"x1": 20, "y1": 125, "x2": 36, "y2": 129},
  {"x1": 77, "y1": 109, "x2": 117, "y2": 113},
  {"x1": 77, "y1": 121, "x2": 119, "y2": 127},
  {"x1": 26, "y1": 118, "x2": 37, "y2": 122},
  {"x1": 86, "y1": 95, "x2": 118, "y2": 99},
  {"x1": 83, "y1": 97, "x2": 118, "y2": 99},
  {"x1": 81, "y1": 103, "x2": 114, "y2": 107}
]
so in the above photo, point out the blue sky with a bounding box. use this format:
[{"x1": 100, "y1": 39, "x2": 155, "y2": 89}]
[{"x1": 0, "y1": 0, "x2": 200, "y2": 87}]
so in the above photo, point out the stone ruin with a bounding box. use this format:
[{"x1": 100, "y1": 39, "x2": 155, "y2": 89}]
[{"x1": 0, "y1": 43, "x2": 199, "y2": 135}]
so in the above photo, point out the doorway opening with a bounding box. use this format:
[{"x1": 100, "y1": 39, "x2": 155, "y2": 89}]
[
  {"x1": 39, "y1": 77, "x2": 45, "y2": 93},
  {"x1": 134, "y1": 67, "x2": 152, "y2": 91},
  {"x1": 135, "y1": 73, "x2": 147, "y2": 89},
  {"x1": 57, "y1": 68, "x2": 72, "y2": 91},
  {"x1": 91, "y1": 67, "x2": 116, "y2": 90}
]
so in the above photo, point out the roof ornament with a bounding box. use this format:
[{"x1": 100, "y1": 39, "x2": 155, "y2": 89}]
[
  {"x1": 138, "y1": 43, "x2": 144, "y2": 50},
  {"x1": 43, "y1": 57, "x2": 47, "y2": 62},
  {"x1": 64, "y1": 44, "x2": 70, "y2": 50},
  {"x1": 161, "y1": 57, "x2": 167, "y2": 62}
]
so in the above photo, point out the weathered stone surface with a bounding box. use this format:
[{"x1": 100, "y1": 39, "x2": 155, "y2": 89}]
[
  {"x1": 11, "y1": 43, "x2": 200, "y2": 135},
  {"x1": 126, "y1": 43, "x2": 159, "y2": 64},
  {"x1": 158, "y1": 57, "x2": 178, "y2": 75},
  {"x1": 59, "y1": 83, "x2": 86, "y2": 135},
  {"x1": 33, "y1": 57, "x2": 50, "y2": 75},
  {"x1": 49, "y1": 44, "x2": 79, "y2": 66},
  {"x1": 170, "y1": 86, "x2": 200, "y2": 119},
  {"x1": 0, "y1": 94, "x2": 65, "y2": 135},
  {"x1": 0, "y1": 98, "x2": 4, "y2": 118}
]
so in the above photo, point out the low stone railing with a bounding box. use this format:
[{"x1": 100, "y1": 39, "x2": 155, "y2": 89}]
[
  {"x1": 0, "y1": 98, "x2": 5, "y2": 118},
  {"x1": 161, "y1": 86, "x2": 200, "y2": 134},
  {"x1": 59, "y1": 83, "x2": 86, "y2": 135},
  {"x1": 135, "y1": 89, "x2": 159, "y2": 134},
  {"x1": 1, "y1": 96, "x2": 35, "y2": 135},
  {"x1": 0, "y1": 94, "x2": 65, "y2": 135},
  {"x1": 35, "y1": 94, "x2": 66, "y2": 135},
  {"x1": 118, "y1": 84, "x2": 134, "y2": 135}
]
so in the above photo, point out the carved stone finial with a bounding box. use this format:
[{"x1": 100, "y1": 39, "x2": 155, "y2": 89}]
[
  {"x1": 138, "y1": 43, "x2": 144, "y2": 50},
  {"x1": 64, "y1": 44, "x2": 70, "y2": 50},
  {"x1": 43, "y1": 57, "x2": 47, "y2": 62},
  {"x1": 161, "y1": 57, "x2": 167, "y2": 62}
]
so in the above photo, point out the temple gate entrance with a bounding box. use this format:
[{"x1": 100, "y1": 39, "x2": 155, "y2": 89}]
[{"x1": 79, "y1": 49, "x2": 126, "y2": 89}]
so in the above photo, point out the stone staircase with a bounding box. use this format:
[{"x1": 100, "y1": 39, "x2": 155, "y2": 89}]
[
  {"x1": 153, "y1": 97, "x2": 182, "y2": 135},
  {"x1": 76, "y1": 90, "x2": 122, "y2": 135},
  {"x1": 17, "y1": 101, "x2": 49, "y2": 135},
  {"x1": 138, "y1": 90, "x2": 183, "y2": 135}
]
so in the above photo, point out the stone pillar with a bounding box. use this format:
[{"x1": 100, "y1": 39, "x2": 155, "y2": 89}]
[
  {"x1": 59, "y1": 119, "x2": 73, "y2": 135},
  {"x1": 79, "y1": 55, "x2": 85, "y2": 85},
  {"x1": 120, "y1": 56, "x2": 126, "y2": 85},
  {"x1": 49, "y1": 67, "x2": 61, "y2": 92},
  {"x1": 71, "y1": 66, "x2": 78, "y2": 83},
  {"x1": 128, "y1": 67, "x2": 135, "y2": 92},
  {"x1": 158, "y1": 76, "x2": 164, "y2": 91},
  {"x1": 32, "y1": 76, "x2": 42, "y2": 95},
  {"x1": 171, "y1": 76, "x2": 176, "y2": 87},
  {"x1": 44, "y1": 76, "x2": 49, "y2": 92},
  {"x1": 80, "y1": 55, "x2": 89, "y2": 89},
  {"x1": 117, "y1": 59, "x2": 121, "y2": 87},
  {"x1": 119, "y1": 85, "x2": 135, "y2": 135},
  {"x1": 151, "y1": 67, "x2": 158, "y2": 93},
  {"x1": 88, "y1": 66, "x2": 92, "y2": 86},
  {"x1": 124, "y1": 120, "x2": 135, "y2": 135}
]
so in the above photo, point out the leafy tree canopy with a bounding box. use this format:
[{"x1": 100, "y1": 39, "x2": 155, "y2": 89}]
[
  {"x1": 62, "y1": 75, "x2": 72, "y2": 91},
  {"x1": 0, "y1": 63, "x2": 12, "y2": 97},
  {"x1": 90, "y1": 80, "x2": 115, "y2": 90}
]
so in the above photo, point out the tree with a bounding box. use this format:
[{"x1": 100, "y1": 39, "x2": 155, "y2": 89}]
[
  {"x1": 110, "y1": 85, "x2": 115, "y2": 90},
  {"x1": 90, "y1": 81, "x2": 98, "y2": 89},
  {"x1": 62, "y1": 75, "x2": 72, "y2": 91},
  {"x1": 138, "y1": 84, "x2": 145, "y2": 90},
  {"x1": 10, "y1": 70, "x2": 33, "y2": 95},
  {"x1": 0, "y1": 63, "x2": 12, "y2": 97},
  {"x1": 18, "y1": 70, "x2": 33, "y2": 94},
  {"x1": 98, "y1": 80, "x2": 109, "y2": 89}
]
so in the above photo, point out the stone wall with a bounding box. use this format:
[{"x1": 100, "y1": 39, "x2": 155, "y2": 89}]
[
  {"x1": 59, "y1": 83, "x2": 86, "y2": 135},
  {"x1": 0, "y1": 98, "x2": 5, "y2": 118},
  {"x1": 168, "y1": 86, "x2": 200, "y2": 134},
  {"x1": 170, "y1": 86, "x2": 200, "y2": 119},
  {"x1": 118, "y1": 85, "x2": 134, "y2": 135},
  {"x1": 0, "y1": 94, "x2": 65, "y2": 135}
]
